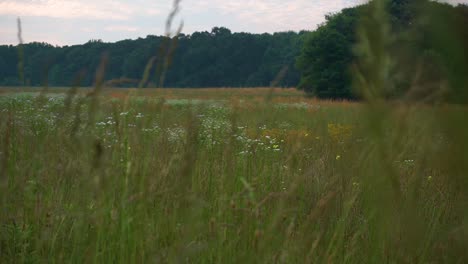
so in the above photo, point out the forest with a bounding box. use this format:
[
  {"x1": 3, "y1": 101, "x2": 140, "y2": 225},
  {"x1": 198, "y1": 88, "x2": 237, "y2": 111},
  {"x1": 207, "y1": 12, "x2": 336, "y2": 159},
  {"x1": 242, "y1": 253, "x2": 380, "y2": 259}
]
[
  {"x1": 0, "y1": 28, "x2": 308, "y2": 88},
  {"x1": 296, "y1": 0, "x2": 468, "y2": 100},
  {"x1": 0, "y1": 0, "x2": 467, "y2": 100}
]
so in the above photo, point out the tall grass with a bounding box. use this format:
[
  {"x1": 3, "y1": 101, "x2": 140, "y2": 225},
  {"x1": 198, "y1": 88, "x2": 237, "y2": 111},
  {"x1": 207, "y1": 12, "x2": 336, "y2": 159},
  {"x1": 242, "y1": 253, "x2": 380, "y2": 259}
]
[{"x1": 1, "y1": 0, "x2": 468, "y2": 263}]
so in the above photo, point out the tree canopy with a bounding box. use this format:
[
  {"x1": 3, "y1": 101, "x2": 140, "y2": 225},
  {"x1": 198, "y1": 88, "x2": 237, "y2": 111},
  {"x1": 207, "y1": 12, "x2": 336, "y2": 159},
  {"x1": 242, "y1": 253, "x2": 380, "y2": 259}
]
[
  {"x1": 0, "y1": 28, "x2": 308, "y2": 88},
  {"x1": 296, "y1": 0, "x2": 468, "y2": 100},
  {"x1": 1, "y1": 0, "x2": 467, "y2": 101}
]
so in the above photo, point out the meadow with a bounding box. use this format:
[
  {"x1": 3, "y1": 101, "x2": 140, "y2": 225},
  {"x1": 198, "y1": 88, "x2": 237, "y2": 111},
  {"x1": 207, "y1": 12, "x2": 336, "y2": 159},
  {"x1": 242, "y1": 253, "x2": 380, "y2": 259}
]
[{"x1": 1, "y1": 87, "x2": 467, "y2": 263}]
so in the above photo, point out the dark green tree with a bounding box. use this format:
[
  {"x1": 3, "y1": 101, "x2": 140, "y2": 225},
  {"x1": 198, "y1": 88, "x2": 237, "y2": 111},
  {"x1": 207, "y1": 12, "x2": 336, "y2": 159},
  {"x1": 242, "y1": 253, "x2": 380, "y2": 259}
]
[
  {"x1": 296, "y1": 7, "x2": 362, "y2": 99},
  {"x1": 0, "y1": 28, "x2": 308, "y2": 88},
  {"x1": 296, "y1": 0, "x2": 468, "y2": 100}
]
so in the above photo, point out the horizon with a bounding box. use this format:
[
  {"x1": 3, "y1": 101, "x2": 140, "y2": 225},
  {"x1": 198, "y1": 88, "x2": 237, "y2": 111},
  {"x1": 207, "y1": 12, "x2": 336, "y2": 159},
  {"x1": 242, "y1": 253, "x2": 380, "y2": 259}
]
[
  {"x1": 1, "y1": 26, "x2": 311, "y2": 48},
  {"x1": 0, "y1": 0, "x2": 466, "y2": 46},
  {"x1": 1, "y1": 0, "x2": 366, "y2": 46}
]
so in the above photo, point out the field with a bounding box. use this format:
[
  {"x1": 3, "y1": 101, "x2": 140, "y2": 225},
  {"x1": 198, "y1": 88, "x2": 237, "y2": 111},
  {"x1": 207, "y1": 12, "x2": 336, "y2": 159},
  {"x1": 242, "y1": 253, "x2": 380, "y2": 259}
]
[{"x1": 1, "y1": 88, "x2": 467, "y2": 263}]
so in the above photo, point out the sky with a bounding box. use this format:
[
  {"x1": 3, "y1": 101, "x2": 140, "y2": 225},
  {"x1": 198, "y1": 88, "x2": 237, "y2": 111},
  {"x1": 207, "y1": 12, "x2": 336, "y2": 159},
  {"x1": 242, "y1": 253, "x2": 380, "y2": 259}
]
[{"x1": 0, "y1": 0, "x2": 466, "y2": 46}]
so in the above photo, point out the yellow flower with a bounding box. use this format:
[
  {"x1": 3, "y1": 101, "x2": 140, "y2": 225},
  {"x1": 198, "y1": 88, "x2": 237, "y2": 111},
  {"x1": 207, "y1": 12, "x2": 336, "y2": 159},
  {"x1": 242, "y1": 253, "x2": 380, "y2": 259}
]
[{"x1": 328, "y1": 123, "x2": 353, "y2": 142}]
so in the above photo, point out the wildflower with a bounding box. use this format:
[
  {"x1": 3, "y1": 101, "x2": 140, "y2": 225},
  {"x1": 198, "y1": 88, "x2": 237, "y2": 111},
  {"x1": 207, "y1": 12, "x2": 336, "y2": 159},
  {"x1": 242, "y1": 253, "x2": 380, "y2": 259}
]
[
  {"x1": 273, "y1": 144, "x2": 279, "y2": 149},
  {"x1": 336, "y1": 155, "x2": 341, "y2": 160},
  {"x1": 328, "y1": 123, "x2": 353, "y2": 142}
]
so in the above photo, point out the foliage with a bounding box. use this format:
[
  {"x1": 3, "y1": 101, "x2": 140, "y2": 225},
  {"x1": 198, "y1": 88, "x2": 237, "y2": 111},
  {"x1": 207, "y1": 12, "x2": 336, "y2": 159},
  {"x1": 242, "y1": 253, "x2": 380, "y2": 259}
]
[
  {"x1": 296, "y1": 7, "x2": 363, "y2": 99},
  {"x1": 296, "y1": 0, "x2": 468, "y2": 100},
  {"x1": 0, "y1": 28, "x2": 308, "y2": 88}
]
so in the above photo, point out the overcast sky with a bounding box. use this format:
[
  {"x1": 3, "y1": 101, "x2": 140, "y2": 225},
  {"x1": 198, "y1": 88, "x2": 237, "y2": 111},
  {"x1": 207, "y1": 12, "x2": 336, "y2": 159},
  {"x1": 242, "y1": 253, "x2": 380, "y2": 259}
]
[{"x1": 0, "y1": 0, "x2": 466, "y2": 46}]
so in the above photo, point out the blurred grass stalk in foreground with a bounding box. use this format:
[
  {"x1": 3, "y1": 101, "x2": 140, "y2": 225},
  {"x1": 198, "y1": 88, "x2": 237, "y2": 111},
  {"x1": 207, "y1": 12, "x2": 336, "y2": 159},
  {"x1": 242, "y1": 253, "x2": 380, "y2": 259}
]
[{"x1": 352, "y1": 0, "x2": 468, "y2": 262}]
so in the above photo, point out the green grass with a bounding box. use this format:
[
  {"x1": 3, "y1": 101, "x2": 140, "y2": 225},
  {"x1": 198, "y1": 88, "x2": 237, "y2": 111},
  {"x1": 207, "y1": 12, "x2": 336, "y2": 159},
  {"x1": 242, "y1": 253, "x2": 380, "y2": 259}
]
[{"x1": 0, "y1": 89, "x2": 467, "y2": 263}]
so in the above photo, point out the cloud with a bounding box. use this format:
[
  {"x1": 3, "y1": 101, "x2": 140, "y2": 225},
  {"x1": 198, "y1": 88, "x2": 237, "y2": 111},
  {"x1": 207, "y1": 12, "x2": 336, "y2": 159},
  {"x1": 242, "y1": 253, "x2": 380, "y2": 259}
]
[
  {"x1": 0, "y1": 28, "x2": 16, "y2": 45},
  {"x1": 0, "y1": 25, "x2": 65, "y2": 45},
  {"x1": 0, "y1": 0, "x2": 164, "y2": 20},
  {"x1": 438, "y1": 0, "x2": 468, "y2": 4},
  {"x1": 187, "y1": 0, "x2": 366, "y2": 32},
  {"x1": 187, "y1": 0, "x2": 467, "y2": 33},
  {"x1": 146, "y1": 8, "x2": 162, "y2": 16},
  {"x1": 3, "y1": 0, "x2": 466, "y2": 46},
  {"x1": 104, "y1": 25, "x2": 140, "y2": 32}
]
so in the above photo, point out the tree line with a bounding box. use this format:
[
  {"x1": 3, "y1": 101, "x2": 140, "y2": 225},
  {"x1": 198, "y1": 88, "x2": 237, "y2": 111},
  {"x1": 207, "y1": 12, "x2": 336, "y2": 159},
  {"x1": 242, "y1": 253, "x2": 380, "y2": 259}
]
[
  {"x1": 296, "y1": 0, "x2": 468, "y2": 101},
  {"x1": 0, "y1": 28, "x2": 308, "y2": 88},
  {"x1": 0, "y1": 0, "x2": 467, "y2": 100}
]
